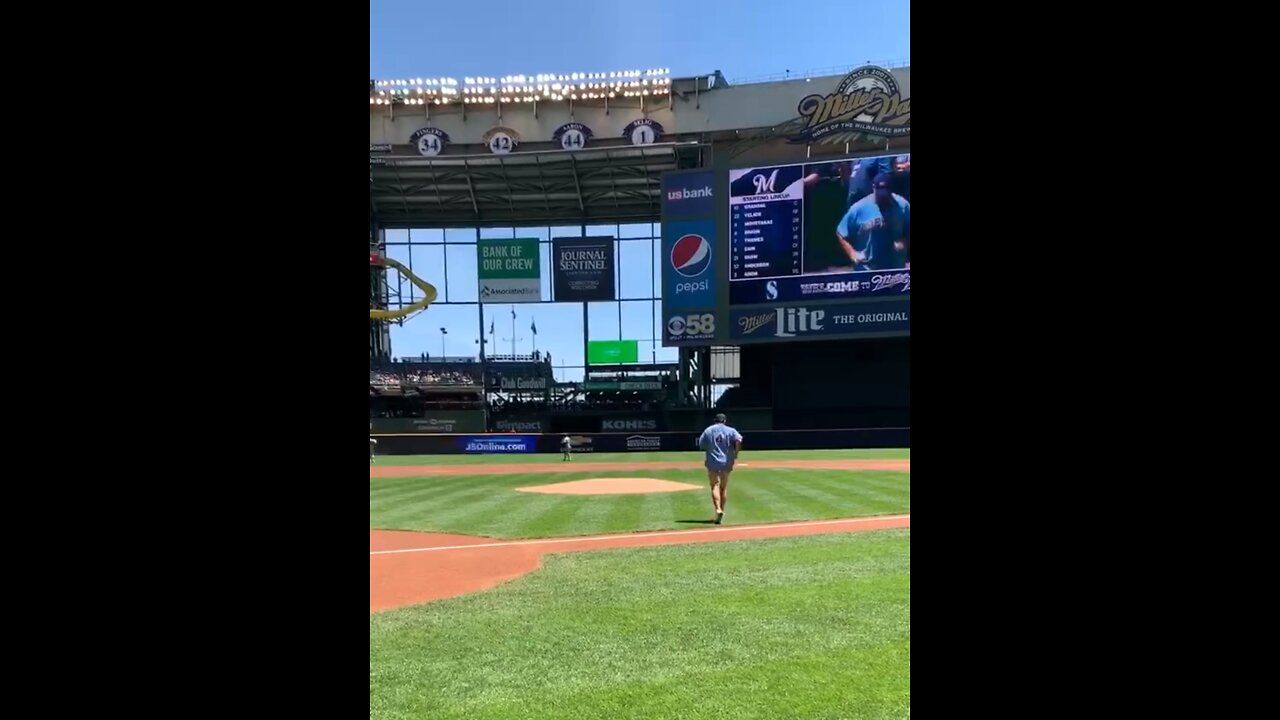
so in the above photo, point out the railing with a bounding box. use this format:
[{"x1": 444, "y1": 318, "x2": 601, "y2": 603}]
[{"x1": 729, "y1": 58, "x2": 910, "y2": 86}]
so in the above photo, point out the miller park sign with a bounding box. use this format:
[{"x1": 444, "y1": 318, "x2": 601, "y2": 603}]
[{"x1": 789, "y1": 65, "x2": 910, "y2": 144}]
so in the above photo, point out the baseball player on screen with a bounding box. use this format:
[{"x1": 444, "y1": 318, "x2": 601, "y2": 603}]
[{"x1": 836, "y1": 174, "x2": 910, "y2": 270}]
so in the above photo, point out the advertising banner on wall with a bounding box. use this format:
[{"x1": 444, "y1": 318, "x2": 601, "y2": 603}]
[
  {"x1": 663, "y1": 170, "x2": 716, "y2": 217},
  {"x1": 583, "y1": 380, "x2": 663, "y2": 391},
  {"x1": 586, "y1": 340, "x2": 639, "y2": 364},
  {"x1": 553, "y1": 237, "x2": 615, "y2": 301},
  {"x1": 498, "y1": 376, "x2": 548, "y2": 391},
  {"x1": 661, "y1": 169, "x2": 720, "y2": 348},
  {"x1": 492, "y1": 417, "x2": 547, "y2": 433},
  {"x1": 370, "y1": 410, "x2": 487, "y2": 434},
  {"x1": 457, "y1": 435, "x2": 537, "y2": 454},
  {"x1": 601, "y1": 417, "x2": 661, "y2": 431},
  {"x1": 478, "y1": 238, "x2": 541, "y2": 303},
  {"x1": 729, "y1": 298, "x2": 909, "y2": 343}
]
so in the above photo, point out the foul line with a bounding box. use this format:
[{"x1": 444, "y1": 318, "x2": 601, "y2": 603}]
[{"x1": 369, "y1": 514, "x2": 910, "y2": 556}]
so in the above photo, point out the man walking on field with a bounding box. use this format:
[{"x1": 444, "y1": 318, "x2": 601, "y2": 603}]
[{"x1": 697, "y1": 413, "x2": 743, "y2": 524}]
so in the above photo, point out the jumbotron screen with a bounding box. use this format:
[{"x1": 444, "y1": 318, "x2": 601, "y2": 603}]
[{"x1": 727, "y1": 152, "x2": 910, "y2": 305}]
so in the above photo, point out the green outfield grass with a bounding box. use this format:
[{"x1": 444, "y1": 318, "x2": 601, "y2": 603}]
[
  {"x1": 369, "y1": 450, "x2": 910, "y2": 538},
  {"x1": 370, "y1": 529, "x2": 910, "y2": 720},
  {"x1": 371, "y1": 447, "x2": 910, "y2": 466}
]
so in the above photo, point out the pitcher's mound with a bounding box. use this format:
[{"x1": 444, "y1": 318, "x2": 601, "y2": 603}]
[{"x1": 517, "y1": 477, "x2": 701, "y2": 495}]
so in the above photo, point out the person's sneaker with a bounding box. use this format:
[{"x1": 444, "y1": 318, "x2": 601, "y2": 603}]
[{"x1": 715, "y1": 510, "x2": 724, "y2": 525}]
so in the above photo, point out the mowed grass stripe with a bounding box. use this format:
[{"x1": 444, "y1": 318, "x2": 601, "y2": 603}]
[
  {"x1": 369, "y1": 476, "x2": 477, "y2": 508},
  {"x1": 597, "y1": 493, "x2": 650, "y2": 536},
  {"x1": 803, "y1": 471, "x2": 911, "y2": 513},
  {"x1": 737, "y1": 469, "x2": 848, "y2": 520},
  {"x1": 370, "y1": 530, "x2": 910, "y2": 720},
  {"x1": 768, "y1": 469, "x2": 905, "y2": 517},
  {"x1": 370, "y1": 479, "x2": 508, "y2": 529},
  {"x1": 414, "y1": 476, "x2": 540, "y2": 534},
  {"x1": 510, "y1": 494, "x2": 582, "y2": 537}
]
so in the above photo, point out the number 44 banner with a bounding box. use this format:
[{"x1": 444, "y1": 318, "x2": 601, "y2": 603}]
[{"x1": 553, "y1": 123, "x2": 594, "y2": 151}]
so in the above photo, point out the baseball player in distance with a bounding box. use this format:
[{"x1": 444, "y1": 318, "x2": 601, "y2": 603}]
[
  {"x1": 697, "y1": 413, "x2": 743, "y2": 524},
  {"x1": 561, "y1": 434, "x2": 572, "y2": 462}
]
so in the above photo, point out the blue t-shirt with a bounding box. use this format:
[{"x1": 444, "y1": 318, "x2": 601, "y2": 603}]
[
  {"x1": 698, "y1": 424, "x2": 743, "y2": 467},
  {"x1": 836, "y1": 194, "x2": 910, "y2": 270}
]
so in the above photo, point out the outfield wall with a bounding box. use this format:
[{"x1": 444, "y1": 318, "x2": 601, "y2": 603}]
[{"x1": 369, "y1": 427, "x2": 909, "y2": 456}]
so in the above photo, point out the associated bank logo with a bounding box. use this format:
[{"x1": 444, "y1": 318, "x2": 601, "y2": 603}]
[
  {"x1": 765, "y1": 281, "x2": 778, "y2": 300},
  {"x1": 668, "y1": 186, "x2": 713, "y2": 202},
  {"x1": 482, "y1": 286, "x2": 529, "y2": 298},
  {"x1": 671, "y1": 234, "x2": 711, "y2": 279}
]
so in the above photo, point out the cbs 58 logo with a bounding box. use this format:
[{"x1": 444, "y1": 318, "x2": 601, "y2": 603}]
[{"x1": 667, "y1": 313, "x2": 716, "y2": 337}]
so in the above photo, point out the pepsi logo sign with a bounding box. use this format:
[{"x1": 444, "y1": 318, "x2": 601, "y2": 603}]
[
  {"x1": 669, "y1": 233, "x2": 711, "y2": 296},
  {"x1": 671, "y1": 234, "x2": 711, "y2": 278}
]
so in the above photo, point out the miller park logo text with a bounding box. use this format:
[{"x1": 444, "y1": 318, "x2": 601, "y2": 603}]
[{"x1": 791, "y1": 65, "x2": 910, "y2": 143}]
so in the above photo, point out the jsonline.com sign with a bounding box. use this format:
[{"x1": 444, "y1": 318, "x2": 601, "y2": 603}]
[{"x1": 458, "y1": 435, "x2": 536, "y2": 454}]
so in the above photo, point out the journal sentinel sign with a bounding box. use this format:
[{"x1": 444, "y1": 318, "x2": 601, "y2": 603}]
[
  {"x1": 662, "y1": 170, "x2": 715, "y2": 217},
  {"x1": 458, "y1": 435, "x2": 537, "y2": 454}
]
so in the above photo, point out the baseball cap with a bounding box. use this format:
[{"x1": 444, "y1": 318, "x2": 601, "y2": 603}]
[{"x1": 873, "y1": 175, "x2": 892, "y2": 191}]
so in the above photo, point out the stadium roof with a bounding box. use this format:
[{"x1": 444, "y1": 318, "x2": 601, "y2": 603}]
[{"x1": 370, "y1": 141, "x2": 703, "y2": 228}]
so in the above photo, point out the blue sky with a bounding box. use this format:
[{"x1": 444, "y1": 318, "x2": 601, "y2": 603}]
[
  {"x1": 370, "y1": 0, "x2": 909, "y2": 82},
  {"x1": 371, "y1": 1, "x2": 910, "y2": 380}
]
